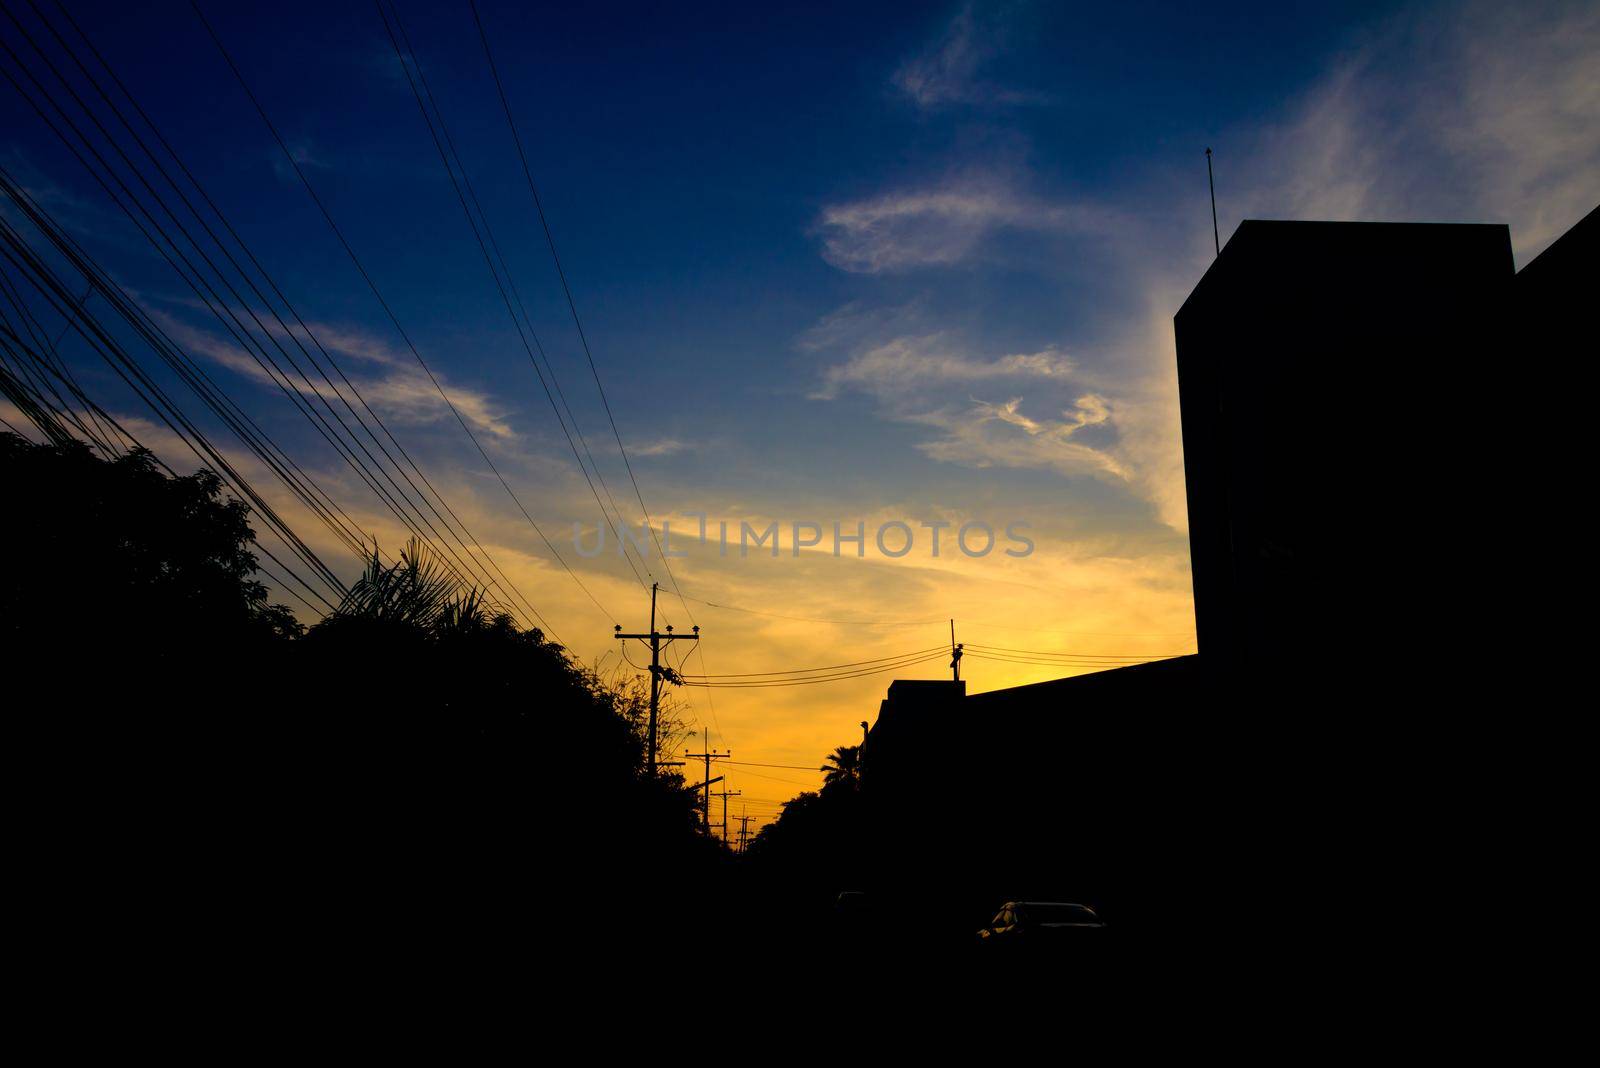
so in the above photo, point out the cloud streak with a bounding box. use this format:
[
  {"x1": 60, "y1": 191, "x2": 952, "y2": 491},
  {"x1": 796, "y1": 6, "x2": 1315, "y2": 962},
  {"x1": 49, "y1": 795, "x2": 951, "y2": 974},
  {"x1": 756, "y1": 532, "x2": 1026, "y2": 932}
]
[
  {"x1": 816, "y1": 177, "x2": 1118, "y2": 273},
  {"x1": 892, "y1": 4, "x2": 1046, "y2": 109},
  {"x1": 1239, "y1": 0, "x2": 1600, "y2": 261},
  {"x1": 910, "y1": 393, "x2": 1128, "y2": 480},
  {"x1": 813, "y1": 0, "x2": 1600, "y2": 536},
  {"x1": 808, "y1": 325, "x2": 1128, "y2": 482},
  {"x1": 811, "y1": 332, "x2": 1074, "y2": 399},
  {"x1": 151, "y1": 310, "x2": 518, "y2": 441},
  {"x1": 626, "y1": 437, "x2": 690, "y2": 458}
]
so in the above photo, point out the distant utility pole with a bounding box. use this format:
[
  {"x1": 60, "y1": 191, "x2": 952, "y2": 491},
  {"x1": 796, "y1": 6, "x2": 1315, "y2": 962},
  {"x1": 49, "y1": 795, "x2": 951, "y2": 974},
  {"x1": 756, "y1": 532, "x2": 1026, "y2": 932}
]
[
  {"x1": 712, "y1": 787, "x2": 742, "y2": 845},
  {"x1": 685, "y1": 728, "x2": 730, "y2": 835},
  {"x1": 615, "y1": 582, "x2": 699, "y2": 776},
  {"x1": 1206, "y1": 147, "x2": 1220, "y2": 257},
  {"x1": 949, "y1": 619, "x2": 963, "y2": 682},
  {"x1": 735, "y1": 810, "x2": 755, "y2": 854}
]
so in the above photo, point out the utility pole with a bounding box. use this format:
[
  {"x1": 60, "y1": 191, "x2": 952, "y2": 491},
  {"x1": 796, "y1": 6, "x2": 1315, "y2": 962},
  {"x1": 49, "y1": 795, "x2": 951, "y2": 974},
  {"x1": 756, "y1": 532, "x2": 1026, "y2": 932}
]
[
  {"x1": 735, "y1": 810, "x2": 755, "y2": 854},
  {"x1": 949, "y1": 619, "x2": 963, "y2": 682},
  {"x1": 615, "y1": 582, "x2": 699, "y2": 776},
  {"x1": 712, "y1": 787, "x2": 741, "y2": 845},
  {"x1": 685, "y1": 728, "x2": 729, "y2": 835}
]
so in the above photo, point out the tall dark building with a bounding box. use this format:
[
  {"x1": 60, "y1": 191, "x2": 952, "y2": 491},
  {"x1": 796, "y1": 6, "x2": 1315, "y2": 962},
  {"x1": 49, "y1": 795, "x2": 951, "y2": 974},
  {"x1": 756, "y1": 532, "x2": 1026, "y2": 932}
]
[
  {"x1": 854, "y1": 205, "x2": 1595, "y2": 948},
  {"x1": 1173, "y1": 221, "x2": 1515, "y2": 666}
]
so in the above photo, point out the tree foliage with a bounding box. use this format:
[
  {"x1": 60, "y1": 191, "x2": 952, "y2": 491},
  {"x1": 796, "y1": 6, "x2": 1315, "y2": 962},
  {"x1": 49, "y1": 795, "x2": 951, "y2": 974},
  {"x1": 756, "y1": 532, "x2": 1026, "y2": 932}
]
[
  {"x1": 5, "y1": 430, "x2": 730, "y2": 972},
  {"x1": 821, "y1": 744, "x2": 862, "y2": 789},
  {"x1": 0, "y1": 432, "x2": 300, "y2": 643}
]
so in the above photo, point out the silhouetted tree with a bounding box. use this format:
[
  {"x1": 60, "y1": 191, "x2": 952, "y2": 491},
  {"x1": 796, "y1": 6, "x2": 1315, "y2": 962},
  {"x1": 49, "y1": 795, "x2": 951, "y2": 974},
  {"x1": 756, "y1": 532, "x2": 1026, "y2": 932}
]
[
  {"x1": 5, "y1": 430, "x2": 727, "y2": 978},
  {"x1": 0, "y1": 432, "x2": 300, "y2": 644},
  {"x1": 821, "y1": 744, "x2": 861, "y2": 790}
]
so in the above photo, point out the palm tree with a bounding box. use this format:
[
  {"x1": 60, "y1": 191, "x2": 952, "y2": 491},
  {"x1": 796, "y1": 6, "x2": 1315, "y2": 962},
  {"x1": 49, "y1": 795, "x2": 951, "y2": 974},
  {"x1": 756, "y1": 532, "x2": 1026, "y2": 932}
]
[
  {"x1": 821, "y1": 744, "x2": 861, "y2": 789},
  {"x1": 329, "y1": 538, "x2": 497, "y2": 634}
]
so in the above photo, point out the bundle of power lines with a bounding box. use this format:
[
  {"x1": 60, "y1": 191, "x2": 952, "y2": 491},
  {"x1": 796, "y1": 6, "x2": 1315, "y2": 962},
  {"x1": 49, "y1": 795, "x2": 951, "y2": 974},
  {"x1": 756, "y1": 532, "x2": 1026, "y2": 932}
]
[
  {"x1": 0, "y1": 0, "x2": 735, "y2": 747},
  {"x1": 673, "y1": 639, "x2": 1188, "y2": 688},
  {"x1": 1, "y1": 2, "x2": 1192, "y2": 742}
]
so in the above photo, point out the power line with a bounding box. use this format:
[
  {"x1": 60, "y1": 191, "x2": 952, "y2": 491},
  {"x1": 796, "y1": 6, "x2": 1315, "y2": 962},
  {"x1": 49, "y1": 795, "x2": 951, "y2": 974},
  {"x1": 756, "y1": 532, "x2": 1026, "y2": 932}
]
[
  {"x1": 376, "y1": 0, "x2": 654, "y2": 599},
  {"x1": 962, "y1": 651, "x2": 1173, "y2": 670},
  {"x1": 0, "y1": 198, "x2": 343, "y2": 609},
  {"x1": 43, "y1": 0, "x2": 551, "y2": 628},
  {"x1": 967, "y1": 620, "x2": 1196, "y2": 639},
  {"x1": 466, "y1": 0, "x2": 721, "y2": 740},
  {"x1": 676, "y1": 591, "x2": 1193, "y2": 638},
  {"x1": 382, "y1": 0, "x2": 651, "y2": 602},
  {"x1": 191, "y1": 0, "x2": 623, "y2": 642},
  {"x1": 964, "y1": 641, "x2": 1190, "y2": 659},
  {"x1": 0, "y1": 161, "x2": 347, "y2": 586},
  {"x1": 722, "y1": 760, "x2": 826, "y2": 772},
  {"x1": 721, "y1": 767, "x2": 816, "y2": 788},
  {"x1": 677, "y1": 595, "x2": 949, "y2": 628},
  {"x1": 0, "y1": 31, "x2": 365, "y2": 589},
  {"x1": 2, "y1": 4, "x2": 537, "y2": 621},
  {"x1": 0, "y1": 296, "x2": 336, "y2": 618},
  {"x1": 684, "y1": 646, "x2": 946, "y2": 679},
  {"x1": 680, "y1": 650, "x2": 948, "y2": 688}
]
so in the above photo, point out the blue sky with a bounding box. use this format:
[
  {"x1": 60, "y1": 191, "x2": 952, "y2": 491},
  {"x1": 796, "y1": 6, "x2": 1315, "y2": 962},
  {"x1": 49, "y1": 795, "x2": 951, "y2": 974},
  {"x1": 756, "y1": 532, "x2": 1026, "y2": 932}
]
[{"x1": 4, "y1": 0, "x2": 1596, "y2": 819}]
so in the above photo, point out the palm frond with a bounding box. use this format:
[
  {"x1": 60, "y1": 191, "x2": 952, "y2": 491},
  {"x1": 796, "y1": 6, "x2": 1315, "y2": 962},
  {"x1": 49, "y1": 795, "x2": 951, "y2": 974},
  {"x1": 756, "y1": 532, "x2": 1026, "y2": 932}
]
[{"x1": 334, "y1": 538, "x2": 463, "y2": 627}]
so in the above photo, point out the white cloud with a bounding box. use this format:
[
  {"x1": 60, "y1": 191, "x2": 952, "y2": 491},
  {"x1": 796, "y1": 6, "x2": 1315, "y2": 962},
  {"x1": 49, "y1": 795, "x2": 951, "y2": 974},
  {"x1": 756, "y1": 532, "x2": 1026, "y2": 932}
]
[
  {"x1": 812, "y1": 333, "x2": 1074, "y2": 399},
  {"x1": 1235, "y1": 1, "x2": 1600, "y2": 261},
  {"x1": 294, "y1": 320, "x2": 406, "y2": 367},
  {"x1": 816, "y1": 0, "x2": 1600, "y2": 535},
  {"x1": 808, "y1": 326, "x2": 1126, "y2": 481},
  {"x1": 1100, "y1": 0, "x2": 1600, "y2": 534},
  {"x1": 1100, "y1": 0, "x2": 1600, "y2": 531},
  {"x1": 910, "y1": 393, "x2": 1127, "y2": 481},
  {"x1": 1091, "y1": 289, "x2": 1194, "y2": 533},
  {"x1": 626, "y1": 437, "x2": 689, "y2": 458},
  {"x1": 151, "y1": 310, "x2": 517, "y2": 441},
  {"x1": 892, "y1": 4, "x2": 1045, "y2": 109},
  {"x1": 902, "y1": 396, "x2": 1126, "y2": 479},
  {"x1": 816, "y1": 177, "x2": 1118, "y2": 273}
]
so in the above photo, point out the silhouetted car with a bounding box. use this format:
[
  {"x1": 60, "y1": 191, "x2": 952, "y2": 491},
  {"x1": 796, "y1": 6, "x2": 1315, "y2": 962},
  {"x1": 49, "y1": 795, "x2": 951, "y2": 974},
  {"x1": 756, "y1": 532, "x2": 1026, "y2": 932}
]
[
  {"x1": 977, "y1": 901, "x2": 1105, "y2": 947},
  {"x1": 835, "y1": 890, "x2": 871, "y2": 915}
]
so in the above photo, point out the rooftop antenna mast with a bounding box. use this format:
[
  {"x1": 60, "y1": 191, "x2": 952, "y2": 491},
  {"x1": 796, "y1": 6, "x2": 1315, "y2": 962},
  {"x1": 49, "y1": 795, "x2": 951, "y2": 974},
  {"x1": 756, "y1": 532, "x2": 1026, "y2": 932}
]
[
  {"x1": 949, "y1": 619, "x2": 963, "y2": 682},
  {"x1": 1205, "y1": 147, "x2": 1220, "y2": 257}
]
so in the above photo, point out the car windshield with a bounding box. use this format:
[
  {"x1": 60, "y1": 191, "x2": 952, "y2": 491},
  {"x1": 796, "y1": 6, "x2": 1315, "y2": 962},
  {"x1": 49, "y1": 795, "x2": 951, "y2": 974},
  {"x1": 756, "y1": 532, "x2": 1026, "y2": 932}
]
[{"x1": 1023, "y1": 904, "x2": 1097, "y2": 925}]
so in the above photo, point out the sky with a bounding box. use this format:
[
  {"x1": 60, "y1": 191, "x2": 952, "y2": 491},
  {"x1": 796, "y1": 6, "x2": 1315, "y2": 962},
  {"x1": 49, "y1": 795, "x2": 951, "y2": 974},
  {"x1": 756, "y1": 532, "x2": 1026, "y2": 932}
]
[{"x1": 3, "y1": 0, "x2": 1596, "y2": 830}]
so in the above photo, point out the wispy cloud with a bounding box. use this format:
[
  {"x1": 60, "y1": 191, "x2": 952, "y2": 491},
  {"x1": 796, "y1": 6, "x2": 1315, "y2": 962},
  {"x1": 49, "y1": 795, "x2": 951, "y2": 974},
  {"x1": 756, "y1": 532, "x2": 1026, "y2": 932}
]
[
  {"x1": 811, "y1": 332, "x2": 1074, "y2": 399},
  {"x1": 1103, "y1": 0, "x2": 1600, "y2": 530},
  {"x1": 269, "y1": 141, "x2": 329, "y2": 184},
  {"x1": 816, "y1": 0, "x2": 1600, "y2": 535},
  {"x1": 909, "y1": 393, "x2": 1127, "y2": 480},
  {"x1": 1237, "y1": 0, "x2": 1600, "y2": 261},
  {"x1": 807, "y1": 323, "x2": 1126, "y2": 482},
  {"x1": 816, "y1": 175, "x2": 1118, "y2": 273},
  {"x1": 151, "y1": 310, "x2": 517, "y2": 441},
  {"x1": 626, "y1": 437, "x2": 690, "y2": 458},
  {"x1": 892, "y1": 4, "x2": 1046, "y2": 109},
  {"x1": 288, "y1": 319, "x2": 406, "y2": 368}
]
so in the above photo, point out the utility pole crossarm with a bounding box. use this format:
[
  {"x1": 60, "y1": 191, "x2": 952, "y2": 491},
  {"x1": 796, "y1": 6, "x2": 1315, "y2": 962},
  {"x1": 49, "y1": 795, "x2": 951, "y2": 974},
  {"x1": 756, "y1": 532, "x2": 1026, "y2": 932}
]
[
  {"x1": 686, "y1": 727, "x2": 730, "y2": 834},
  {"x1": 612, "y1": 582, "x2": 703, "y2": 778}
]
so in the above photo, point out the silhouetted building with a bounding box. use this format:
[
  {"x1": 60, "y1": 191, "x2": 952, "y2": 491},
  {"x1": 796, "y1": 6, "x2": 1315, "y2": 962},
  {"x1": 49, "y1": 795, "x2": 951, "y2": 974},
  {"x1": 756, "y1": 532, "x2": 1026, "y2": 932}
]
[
  {"x1": 858, "y1": 204, "x2": 1598, "y2": 937},
  {"x1": 1175, "y1": 220, "x2": 1515, "y2": 665}
]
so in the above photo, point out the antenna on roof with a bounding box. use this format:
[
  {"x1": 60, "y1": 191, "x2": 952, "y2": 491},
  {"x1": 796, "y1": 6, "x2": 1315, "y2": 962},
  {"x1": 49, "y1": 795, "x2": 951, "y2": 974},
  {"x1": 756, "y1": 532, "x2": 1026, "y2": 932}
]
[{"x1": 1205, "y1": 147, "x2": 1220, "y2": 257}]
